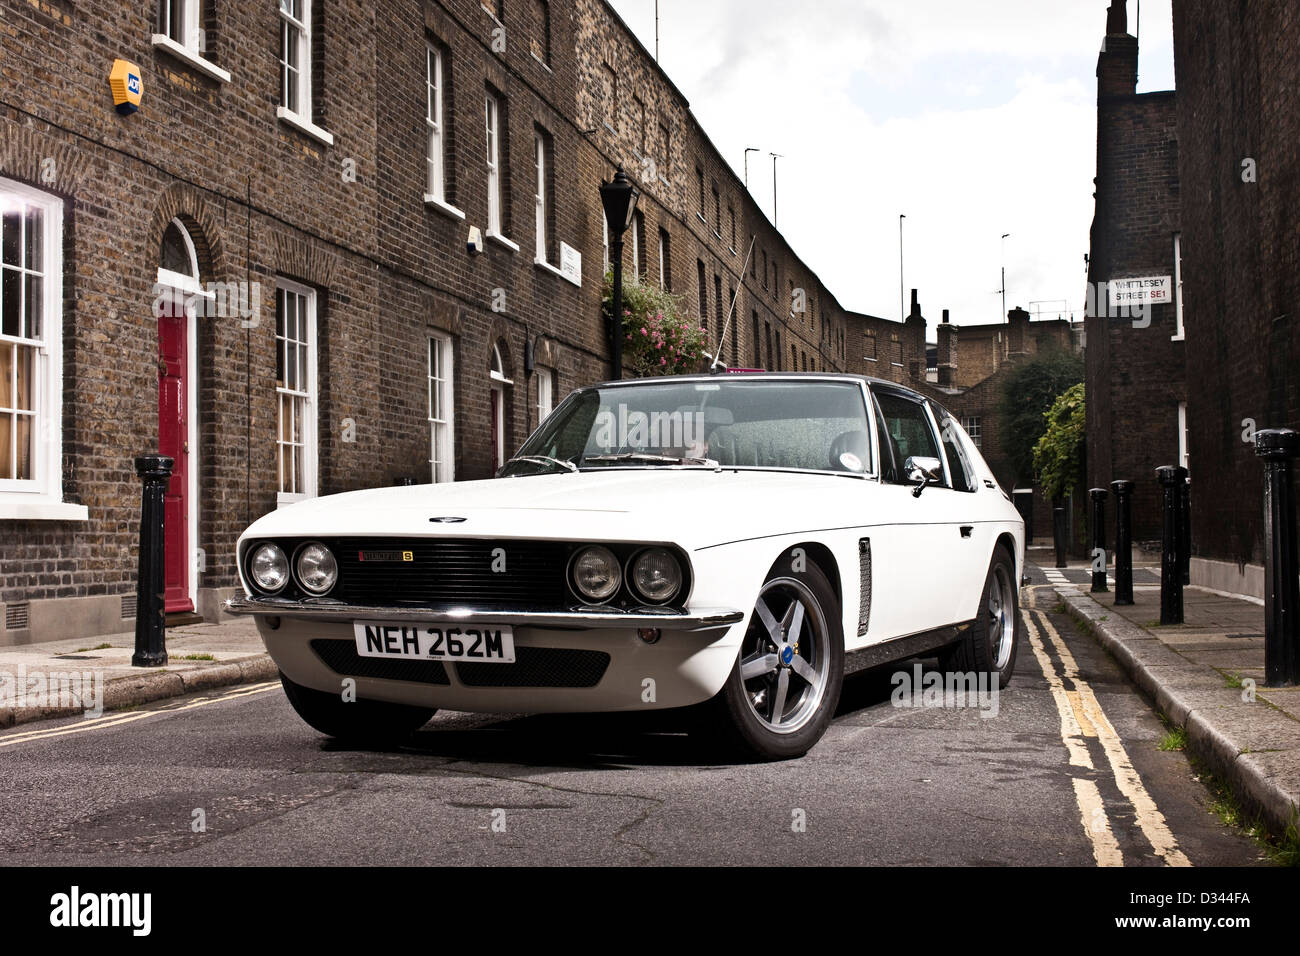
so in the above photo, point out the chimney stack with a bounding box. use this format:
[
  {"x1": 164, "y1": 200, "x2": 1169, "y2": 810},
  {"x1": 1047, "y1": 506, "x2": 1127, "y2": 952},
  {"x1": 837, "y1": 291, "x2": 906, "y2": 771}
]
[
  {"x1": 1097, "y1": 1, "x2": 1138, "y2": 98},
  {"x1": 937, "y1": 312, "x2": 957, "y2": 387},
  {"x1": 1008, "y1": 306, "x2": 1030, "y2": 356}
]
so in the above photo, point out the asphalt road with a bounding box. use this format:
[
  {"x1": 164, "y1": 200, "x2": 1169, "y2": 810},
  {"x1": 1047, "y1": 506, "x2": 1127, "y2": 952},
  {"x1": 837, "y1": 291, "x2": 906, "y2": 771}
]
[{"x1": 0, "y1": 575, "x2": 1268, "y2": 866}]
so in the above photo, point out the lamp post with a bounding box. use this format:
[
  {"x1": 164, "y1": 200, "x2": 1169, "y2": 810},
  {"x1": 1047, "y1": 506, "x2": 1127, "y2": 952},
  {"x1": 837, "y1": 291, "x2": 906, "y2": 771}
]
[
  {"x1": 770, "y1": 153, "x2": 782, "y2": 226},
  {"x1": 899, "y1": 214, "x2": 906, "y2": 323},
  {"x1": 1001, "y1": 233, "x2": 1011, "y2": 321},
  {"x1": 600, "y1": 166, "x2": 640, "y2": 381}
]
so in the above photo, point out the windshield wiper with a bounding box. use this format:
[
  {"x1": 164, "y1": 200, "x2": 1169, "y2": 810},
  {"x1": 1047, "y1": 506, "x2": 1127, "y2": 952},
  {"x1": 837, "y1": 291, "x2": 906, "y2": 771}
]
[
  {"x1": 582, "y1": 452, "x2": 720, "y2": 468},
  {"x1": 506, "y1": 455, "x2": 578, "y2": 473}
]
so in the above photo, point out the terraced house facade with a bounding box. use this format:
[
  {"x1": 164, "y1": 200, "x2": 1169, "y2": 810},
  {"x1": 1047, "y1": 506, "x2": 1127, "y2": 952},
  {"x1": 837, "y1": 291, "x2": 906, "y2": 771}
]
[{"x1": 0, "y1": 0, "x2": 931, "y2": 644}]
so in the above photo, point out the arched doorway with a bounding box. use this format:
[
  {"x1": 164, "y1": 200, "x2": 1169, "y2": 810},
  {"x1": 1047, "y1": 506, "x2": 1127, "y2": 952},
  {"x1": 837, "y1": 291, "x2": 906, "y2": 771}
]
[
  {"x1": 156, "y1": 219, "x2": 203, "y2": 615},
  {"x1": 489, "y1": 341, "x2": 513, "y2": 474}
]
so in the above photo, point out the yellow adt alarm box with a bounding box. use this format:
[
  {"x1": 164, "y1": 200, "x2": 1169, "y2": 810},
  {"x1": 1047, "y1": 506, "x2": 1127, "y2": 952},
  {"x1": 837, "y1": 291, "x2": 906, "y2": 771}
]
[{"x1": 109, "y1": 59, "x2": 143, "y2": 115}]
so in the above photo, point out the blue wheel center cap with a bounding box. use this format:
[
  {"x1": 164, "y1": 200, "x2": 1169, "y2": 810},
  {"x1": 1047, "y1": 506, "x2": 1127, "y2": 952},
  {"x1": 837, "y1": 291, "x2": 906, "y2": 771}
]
[{"x1": 781, "y1": 646, "x2": 794, "y2": 665}]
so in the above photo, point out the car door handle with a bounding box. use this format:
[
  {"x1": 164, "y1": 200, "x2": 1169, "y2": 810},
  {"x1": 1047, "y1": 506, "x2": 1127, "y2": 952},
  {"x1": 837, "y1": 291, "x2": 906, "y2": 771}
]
[{"x1": 960, "y1": 526, "x2": 973, "y2": 538}]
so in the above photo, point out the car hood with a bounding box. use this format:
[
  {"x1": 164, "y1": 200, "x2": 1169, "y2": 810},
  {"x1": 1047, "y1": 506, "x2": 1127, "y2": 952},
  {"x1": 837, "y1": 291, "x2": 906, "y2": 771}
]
[{"x1": 243, "y1": 469, "x2": 875, "y2": 551}]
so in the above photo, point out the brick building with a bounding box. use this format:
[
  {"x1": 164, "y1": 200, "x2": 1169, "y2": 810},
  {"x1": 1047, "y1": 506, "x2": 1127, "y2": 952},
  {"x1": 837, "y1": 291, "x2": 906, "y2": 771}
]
[
  {"x1": 1170, "y1": 0, "x2": 1300, "y2": 598},
  {"x1": 0, "y1": 0, "x2": 932, "y2": 643},
  {"x1": 1084, "y1": 0, "x2": 1186, "y2": 545},
  {"x1": 924, "y1": 304, "x2": 1083, "y2": 540}
]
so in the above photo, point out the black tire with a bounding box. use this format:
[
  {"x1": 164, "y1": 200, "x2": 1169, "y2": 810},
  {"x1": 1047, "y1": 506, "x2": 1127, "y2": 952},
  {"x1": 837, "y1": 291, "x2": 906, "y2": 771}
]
[
  {"x1": 706, "y1": 560, "x2": 844, "y2": 761},
  {"x1": 940, "y1": 546, "x2": 1019, "y2": 688},
  {"x1": 279, "y1": 672, "x2": 436, "y2": 743}
]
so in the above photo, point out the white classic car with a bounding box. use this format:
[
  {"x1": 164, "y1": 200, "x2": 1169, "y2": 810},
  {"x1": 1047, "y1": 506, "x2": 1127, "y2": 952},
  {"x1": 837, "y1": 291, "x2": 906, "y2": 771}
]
[{"x1": 229, "y1": 373, "x2": 1024, "y2": 760}]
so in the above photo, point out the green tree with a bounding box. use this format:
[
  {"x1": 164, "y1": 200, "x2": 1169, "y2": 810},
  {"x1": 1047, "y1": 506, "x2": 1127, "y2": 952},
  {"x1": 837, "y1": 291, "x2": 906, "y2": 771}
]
[
  {"x1": 1033, "y1": 382, "x2": 1087, "y2": 500},
  {"x1": 997, "y1": 349, "x2": 1084, "y2": 488}
]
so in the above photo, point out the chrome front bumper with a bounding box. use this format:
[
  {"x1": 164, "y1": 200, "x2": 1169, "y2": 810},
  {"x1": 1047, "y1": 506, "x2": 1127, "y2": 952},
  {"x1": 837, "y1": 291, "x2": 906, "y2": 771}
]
[{"x1": 224, "y1": 596, "x2": 745, "y2": 632}]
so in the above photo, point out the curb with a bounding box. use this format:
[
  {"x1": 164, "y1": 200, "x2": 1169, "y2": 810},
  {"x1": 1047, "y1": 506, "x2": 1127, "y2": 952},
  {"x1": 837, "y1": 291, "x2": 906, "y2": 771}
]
[
  {"x1": 1057, "y1": 586, "x2": 1300, "y2": 841},
  {"x1": 0, "y1": 654, "x2": 278, "y2": 730}
]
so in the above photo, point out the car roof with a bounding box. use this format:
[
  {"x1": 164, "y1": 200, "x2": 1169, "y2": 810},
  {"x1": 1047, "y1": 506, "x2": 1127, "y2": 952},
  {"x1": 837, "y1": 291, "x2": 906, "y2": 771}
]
[{"x1": 589, "y1": 371, "x2": 928, "y2": 399}]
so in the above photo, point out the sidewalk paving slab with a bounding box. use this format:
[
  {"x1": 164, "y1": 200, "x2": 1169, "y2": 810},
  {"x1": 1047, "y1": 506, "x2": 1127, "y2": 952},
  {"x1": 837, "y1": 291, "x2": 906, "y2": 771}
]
[
  {"x1": 0, "y1": 618, "x2": 274, "y2": 728},
  {"x1": 1039, "y1": 559, "x2": 1300, "y2": 841}
]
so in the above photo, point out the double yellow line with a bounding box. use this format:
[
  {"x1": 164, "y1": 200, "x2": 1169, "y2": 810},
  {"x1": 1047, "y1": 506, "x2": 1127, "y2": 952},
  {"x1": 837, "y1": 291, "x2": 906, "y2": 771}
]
[
  {"x1": 0, "y1": 680, "x2": 280, "y2": 749},
  {"x1": 1023, "y1": 590, "x2": 1190, "y2": 867}
]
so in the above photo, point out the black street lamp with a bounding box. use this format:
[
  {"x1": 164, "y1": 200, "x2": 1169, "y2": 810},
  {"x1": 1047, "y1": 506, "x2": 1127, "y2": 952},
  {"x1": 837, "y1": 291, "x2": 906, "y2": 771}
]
[{"x1": 600, "y1": 166, "x2": 640, "y2": 380}]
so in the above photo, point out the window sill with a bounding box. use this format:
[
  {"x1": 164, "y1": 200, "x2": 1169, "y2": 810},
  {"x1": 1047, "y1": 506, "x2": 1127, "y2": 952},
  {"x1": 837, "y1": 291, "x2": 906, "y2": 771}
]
[
  {"x1": 276, "y1": 107, "x2": 335, "y2": 147},
  {"x1": 534, "y1": 257, "x2": 566, "y2": 280},
  {"x1": 864, "y1": 357, "x2": 878, "y2": 362},
  {"x1": 151, "y1": 34, "x2": 232, "y2": 83},
  {"x1": 696, "y1": 213, "x2": 707, "y2": 224},
  {"x1": 423, "y1": 195, "x2": 466, "y2": 221},
  {"x1": 487, "y1": 231, "x2": 520, "y2": 253},
  {"x1": 0, "y1": 500, "x2": 90, "y2": 521}
]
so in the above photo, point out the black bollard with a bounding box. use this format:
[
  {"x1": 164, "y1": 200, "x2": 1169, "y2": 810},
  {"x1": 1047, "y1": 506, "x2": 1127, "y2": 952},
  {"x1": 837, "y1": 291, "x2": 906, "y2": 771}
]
[
  {"x1": 1111, "y1": 479, "x2": 1135, "y2": 605},
  {"x1": 1256, "y1": 429, "x2": 1300, "y2": 686},
  {"x1": 1156, "y1": 465, "x2": 1187, "y2": 625},
  {"x1": 132, "y1": 455, "x2": 173, "y2": 667},
  {"x1": 1089, "y1": 488, "x2": 1109, "y2": 592},
  {"x1": 1053, "y1": 504, "x2": 1067, "y2": 568}
]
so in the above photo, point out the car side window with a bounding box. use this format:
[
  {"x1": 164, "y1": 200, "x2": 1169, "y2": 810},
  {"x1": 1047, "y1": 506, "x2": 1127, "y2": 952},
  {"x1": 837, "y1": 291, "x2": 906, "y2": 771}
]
[
  {"x1": 871, "y1": 393, "x2": 899, "y2": 483},
  {"x1": 931, "y1": 404, "x2": 978, "y2": 493},
  {"x1": 874, "y1": 391, "x2": 943, "y2": 486}
]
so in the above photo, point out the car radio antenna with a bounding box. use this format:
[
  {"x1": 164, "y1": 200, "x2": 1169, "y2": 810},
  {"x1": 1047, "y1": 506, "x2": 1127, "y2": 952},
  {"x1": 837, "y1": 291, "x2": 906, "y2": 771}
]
[{"x1": 711, "y1": 234, "x2": 757, "y2": 373}]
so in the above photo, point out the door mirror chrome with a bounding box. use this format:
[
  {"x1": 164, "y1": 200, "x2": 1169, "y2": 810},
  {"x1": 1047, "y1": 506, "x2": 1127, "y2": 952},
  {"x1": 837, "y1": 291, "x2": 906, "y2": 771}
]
[{"x1": 905, "y1": 456, "x2": 943, "y2": 497}]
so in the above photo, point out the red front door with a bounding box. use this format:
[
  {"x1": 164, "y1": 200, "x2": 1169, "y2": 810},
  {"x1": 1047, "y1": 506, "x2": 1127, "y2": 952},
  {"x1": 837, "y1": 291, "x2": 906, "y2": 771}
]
[
  {"x1": 489, "y1": 386, "x2": 502, "y2": 474},
  {"x1": 157, "y1": 298, "x2": 192, "y2": 613}
]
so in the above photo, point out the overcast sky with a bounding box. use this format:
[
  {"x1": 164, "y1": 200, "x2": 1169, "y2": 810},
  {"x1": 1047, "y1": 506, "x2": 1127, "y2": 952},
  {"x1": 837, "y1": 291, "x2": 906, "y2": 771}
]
[{"x1": 606, "y1": 0, "x2": 1175, "y2": 339}]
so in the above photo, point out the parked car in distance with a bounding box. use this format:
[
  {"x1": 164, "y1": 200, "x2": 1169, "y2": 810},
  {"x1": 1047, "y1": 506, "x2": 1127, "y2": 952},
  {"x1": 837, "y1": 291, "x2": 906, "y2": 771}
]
[{"x1": 229, "y1": 373, "x2": 1024, "y2": 760}]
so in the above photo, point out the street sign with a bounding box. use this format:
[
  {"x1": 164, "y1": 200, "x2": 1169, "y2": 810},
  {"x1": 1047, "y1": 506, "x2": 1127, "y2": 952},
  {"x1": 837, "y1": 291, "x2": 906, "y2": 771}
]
[
  {"x1": 1108, "y1": 275, "x2": 1172, "y2": 306},
  {"x1": 559, "y1": 242, "x2": 582, "y2": 287}
]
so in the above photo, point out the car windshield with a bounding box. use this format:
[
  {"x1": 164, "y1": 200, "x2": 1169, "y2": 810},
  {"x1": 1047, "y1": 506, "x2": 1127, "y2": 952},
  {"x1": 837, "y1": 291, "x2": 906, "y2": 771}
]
[{"x1": 500, "y1": 378, "x2": 872, "y2": 477}]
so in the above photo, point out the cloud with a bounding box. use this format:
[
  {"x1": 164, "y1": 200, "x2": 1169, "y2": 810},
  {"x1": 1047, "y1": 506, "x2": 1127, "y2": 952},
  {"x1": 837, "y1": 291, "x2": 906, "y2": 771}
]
[{"x1": 608, "y1": 0, "x2": 1171, "y2": 335}]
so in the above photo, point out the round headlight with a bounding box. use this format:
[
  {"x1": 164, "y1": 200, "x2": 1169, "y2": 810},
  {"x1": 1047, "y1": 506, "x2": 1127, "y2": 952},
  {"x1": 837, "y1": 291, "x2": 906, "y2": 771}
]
[
  {"x1": 631, "y1": 548, "x2": 682, "y2": 604},
  {"x1": 249, "y1": 543, "x2": 289, "y2": 594},
  {"x1": 571, "y1": 546, "x2": 621, "y2": 603},
  {"x1": 295, "y1": 541, "x2": 338, "y2": 595}
]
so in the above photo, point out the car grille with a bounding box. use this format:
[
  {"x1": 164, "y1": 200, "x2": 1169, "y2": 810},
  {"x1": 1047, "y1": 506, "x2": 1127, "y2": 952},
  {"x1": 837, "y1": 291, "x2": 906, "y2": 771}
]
[
  {"x1": 457, "y1": 648, "x2": 610, "y2": 688},
  {"x1": 309, "y1": 640, "x2": 609, "y2": 689},
  {"x1": 311, "y1": 639, "x2": 450, "y2": 685},
  {"x1": 330, "y1": 538, "x2": 573, "y2": 609}
]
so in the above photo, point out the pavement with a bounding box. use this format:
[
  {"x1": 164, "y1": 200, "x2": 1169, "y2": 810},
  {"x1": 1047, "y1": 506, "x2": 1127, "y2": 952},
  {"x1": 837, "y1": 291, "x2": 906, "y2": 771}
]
[
  {"x1": 0, "y1": 617, "x2": 273, "y2": 728},
  {"x1": 1028, "y1": 545, "x2": 1300, "y2": 843}
]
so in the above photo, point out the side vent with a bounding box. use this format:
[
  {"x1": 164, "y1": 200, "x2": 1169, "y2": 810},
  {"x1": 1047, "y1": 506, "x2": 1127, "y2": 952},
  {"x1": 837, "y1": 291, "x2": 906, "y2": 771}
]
[
  {"x1": 121, "y1": 594, "x2": 137, "y2": 619},
  {"x1": 857, "y1": 538, "x2": 872, "y2": 636},
  {"x1": 5, "y1": 602, "x2": 30, "y2": 630}
]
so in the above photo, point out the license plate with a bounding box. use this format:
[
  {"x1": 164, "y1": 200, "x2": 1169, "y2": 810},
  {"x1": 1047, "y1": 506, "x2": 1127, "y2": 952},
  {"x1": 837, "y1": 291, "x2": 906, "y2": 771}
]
[{"x1": 353, "y1": 621, "x2": 516, "y2": 663}]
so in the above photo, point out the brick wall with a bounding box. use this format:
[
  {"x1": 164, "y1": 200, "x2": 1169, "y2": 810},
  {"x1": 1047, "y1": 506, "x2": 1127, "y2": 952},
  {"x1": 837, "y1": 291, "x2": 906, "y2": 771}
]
[
  {"x1": 1171, "y1": 0, "x2": 1300, "y2": 568},
  {"x1": 1085, "y1": 2, "x2": 1185, "y2": 545}
]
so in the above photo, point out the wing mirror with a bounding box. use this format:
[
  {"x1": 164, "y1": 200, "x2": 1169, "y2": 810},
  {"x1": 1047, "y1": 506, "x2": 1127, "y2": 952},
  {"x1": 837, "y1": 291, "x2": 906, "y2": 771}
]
[{"x1": 905, "y1": 456, "x2": 943, "y2": 497}]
